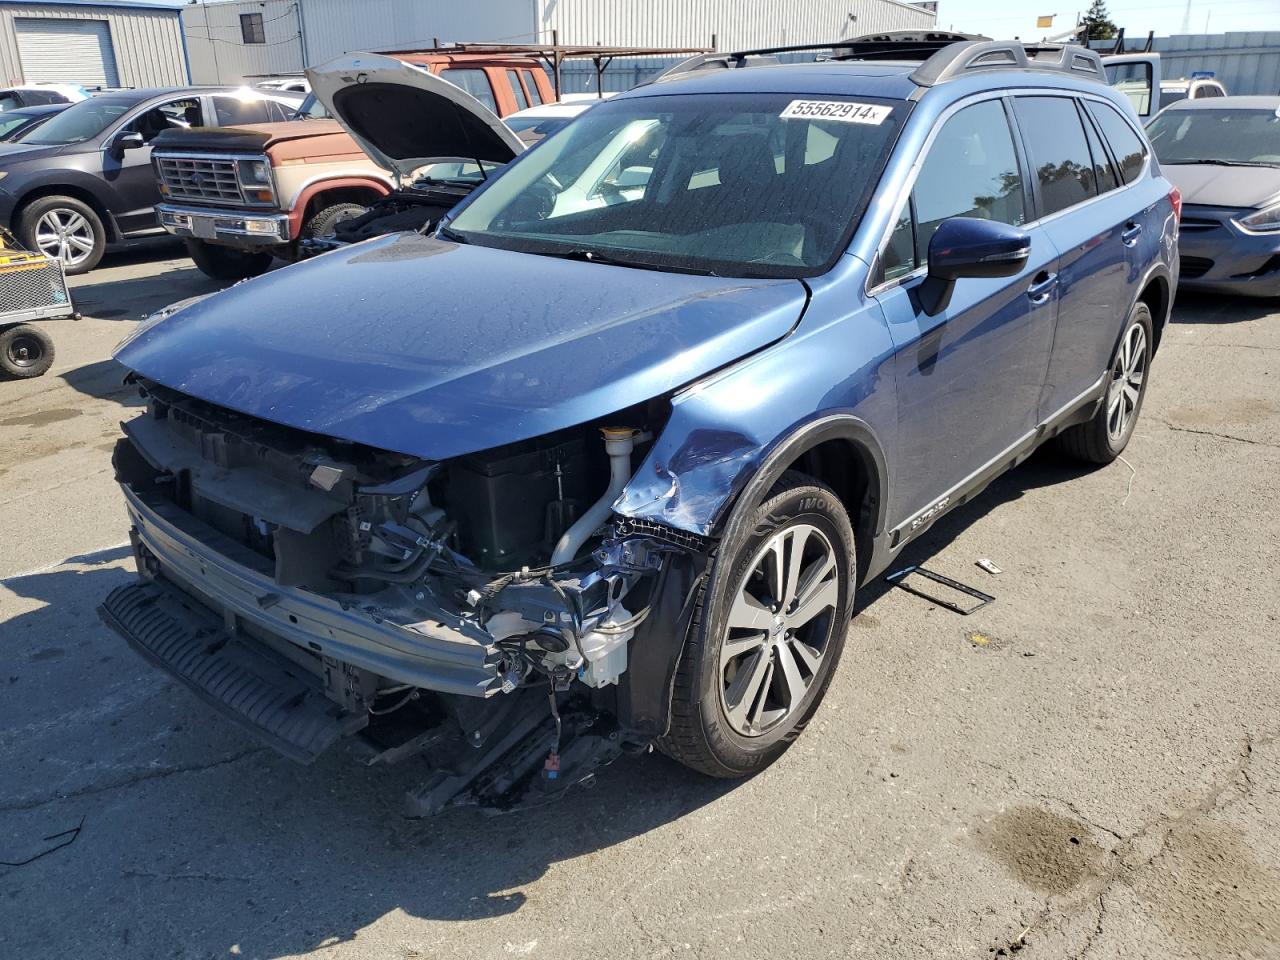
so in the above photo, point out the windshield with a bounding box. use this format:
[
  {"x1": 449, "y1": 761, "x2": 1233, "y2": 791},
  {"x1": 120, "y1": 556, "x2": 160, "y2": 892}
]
[
  {"x1": 22, "y1": 96, "x2": 134, "y2": 145},
  {"x1": 0, "y1": 112, "x2": 33, "y2": 139},
  {"x1": 294, "y1": 93, "x2": 330, "y2": 120},
  {"x1": 447, "y1": 92, "x2": 906, "y2": 278},
  {"x1": 1147, "y1": 108, "x2": 1280, "y2": 165}
]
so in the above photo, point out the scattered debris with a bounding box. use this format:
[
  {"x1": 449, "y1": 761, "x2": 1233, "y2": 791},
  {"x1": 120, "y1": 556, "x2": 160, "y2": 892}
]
[
  {"x1": 967, "y1": 631, "x2": 1016, "y2": 652},
  {"x1": 976, "y1": 558, "x2": 1002, "y2": 575},
  {"x1": 886, "y1": 565, "x2": 995, "y2": 615},
  {"x1": 0, "y1": 815, "x2": 84, "y2": 867},
  {"x1": 1117, "y1": 455, "x2": 1137, "y2": 506}
]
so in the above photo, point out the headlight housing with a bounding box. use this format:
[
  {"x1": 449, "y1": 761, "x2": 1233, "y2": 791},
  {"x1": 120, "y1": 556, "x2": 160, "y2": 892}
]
[
  {"x1": 1233, "y1": 202, "x2": 1280, "y2": 235},
  {"x1": 237, "y1": 158, "x2": 271, "y2": 187}
]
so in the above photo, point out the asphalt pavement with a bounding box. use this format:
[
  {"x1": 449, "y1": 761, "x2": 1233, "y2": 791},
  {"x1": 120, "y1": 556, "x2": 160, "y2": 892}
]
[{"x1": 1, "y1": 243, "x2": 1277, "y2": 959}]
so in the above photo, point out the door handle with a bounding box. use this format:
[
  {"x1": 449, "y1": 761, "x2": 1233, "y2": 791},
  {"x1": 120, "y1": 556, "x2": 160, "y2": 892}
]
[
  {"x1": 1027, "y1": 271, "x2": 1058, "y2": 305},
  {"x1": 1121, "y1": 222, "x2": 1144, "y2": 246}
]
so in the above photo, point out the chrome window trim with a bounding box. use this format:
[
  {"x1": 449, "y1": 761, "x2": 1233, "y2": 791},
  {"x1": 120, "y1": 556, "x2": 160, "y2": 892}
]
[{"x1": 865, "y1": 88, "x2": 1152, "y2": 299}]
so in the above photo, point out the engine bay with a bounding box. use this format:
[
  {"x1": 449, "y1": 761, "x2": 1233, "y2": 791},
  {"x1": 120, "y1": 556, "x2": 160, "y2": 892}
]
[{"x1": 305, "y1": 180, "x2": 475, "y2": 253}]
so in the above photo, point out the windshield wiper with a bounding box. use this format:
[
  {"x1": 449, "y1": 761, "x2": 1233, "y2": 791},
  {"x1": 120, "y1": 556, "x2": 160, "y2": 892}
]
[
  {"x1": 542, "y1": 248, "x2": 716, "y2": 276},
  {"x1": 437, "y1": 224, "x2": 468, "y2": 245},
  {"x1": 1165, "y1": 158, "x2": 1275, "y2": 167}
]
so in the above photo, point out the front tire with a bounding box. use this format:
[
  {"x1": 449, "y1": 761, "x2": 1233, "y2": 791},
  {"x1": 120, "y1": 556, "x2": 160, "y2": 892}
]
[
  {"x1": 301, "y1": 202, "x2": 365, "y2": 242},
  {"x1": 17, "y1": 195, "x2": 105, "y2": 275},
  {"x1": 0, "y1": 324, "x2": 55, "y2": 378},
  {"x1": 184, "y1": 239, "x2": 274, "y2": 281},
  {"x1": 1057, "y1": 301, "x2": 1154, "y2": 464},
  {"x1": 660, "y1": 472, "x2": 855, "y2": 778}
]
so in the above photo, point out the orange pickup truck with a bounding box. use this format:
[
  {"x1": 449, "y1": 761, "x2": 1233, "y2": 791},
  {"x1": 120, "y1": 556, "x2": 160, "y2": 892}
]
[{"x1": 150, "y1": 51, "x2": 555, "y2": 280}]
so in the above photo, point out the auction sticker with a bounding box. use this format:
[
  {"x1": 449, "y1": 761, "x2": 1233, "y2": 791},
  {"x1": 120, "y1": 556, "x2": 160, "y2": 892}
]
[{"x1": 779, "y1": 100, "x2": 893, "y2": 124}]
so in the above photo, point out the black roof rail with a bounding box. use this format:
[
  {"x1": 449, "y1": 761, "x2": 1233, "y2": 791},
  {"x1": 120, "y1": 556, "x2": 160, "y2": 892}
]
[
  {"x1": 910, "y1": 40, "x2": 1106, "y2": 86},
  {"x1": 654, "y1": 31, "x2": 983, "y2": 81},
  {"x1": 654, "y1": 31, "x2": 1106, "y2": 89}
]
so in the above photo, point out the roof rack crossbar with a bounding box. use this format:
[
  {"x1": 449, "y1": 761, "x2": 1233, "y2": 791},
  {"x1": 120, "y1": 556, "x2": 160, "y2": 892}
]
[
  {"x1": 654, "y1": 31, "x2": 1106, "y2": 89},
  {"x1": 655, "y1": 31, "x2": 981, "y2": 81}
]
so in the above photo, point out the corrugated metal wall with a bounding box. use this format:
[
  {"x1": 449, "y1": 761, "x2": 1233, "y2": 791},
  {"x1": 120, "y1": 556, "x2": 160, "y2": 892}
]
[
  {"x1": 547, "y1": 0, "x2": 938, "y2": 96},
  {"x1": 0, "y1": 3, "x2": 186, "y2": 87},
  {"x1": 538, "y1": 0, "x2": 935, "y2": 51},
  {"x1": 1092, "y1": 32, "x2": 1280, "y2": 97},
  {"x1": 297, "y1": 0, "x2": 535, "y2": 64},
  {"x1": 1151, "y1": 32, "x2": 1280, "y2": 97},
  {"x1": 183, "y1": 0, "x2": 938, "y2": 87},
  {"x1": 183, "y1": 0, "x2": 304, "y2": 84}
]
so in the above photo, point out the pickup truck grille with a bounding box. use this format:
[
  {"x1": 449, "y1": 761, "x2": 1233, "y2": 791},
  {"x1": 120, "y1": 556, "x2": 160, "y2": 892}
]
[{"x1": 155, "y1": 155, "x2": 244, "y2": 205}]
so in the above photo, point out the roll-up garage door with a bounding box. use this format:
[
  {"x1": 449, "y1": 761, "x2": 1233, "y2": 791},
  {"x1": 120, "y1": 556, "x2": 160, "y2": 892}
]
[{"x1": 15, "y1": 18, "x2": 120, "y2": 88}]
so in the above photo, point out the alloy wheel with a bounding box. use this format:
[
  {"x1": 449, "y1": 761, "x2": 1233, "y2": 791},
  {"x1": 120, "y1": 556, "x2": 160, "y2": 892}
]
[
  {"x1": 34, "y1": 208, "x2": 97, "y2": 267},
  {"x1": 1106, "y1": 322, "x2": 1147, "y2": 442},
  {"x1": 719, "y1": 523, "x2": 840, "y2": 737}
]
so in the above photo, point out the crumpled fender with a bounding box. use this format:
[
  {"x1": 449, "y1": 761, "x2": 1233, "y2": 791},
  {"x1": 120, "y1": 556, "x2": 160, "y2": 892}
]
[{"x1": 615, "y1": 266, "x2": 898, "y2": 539}]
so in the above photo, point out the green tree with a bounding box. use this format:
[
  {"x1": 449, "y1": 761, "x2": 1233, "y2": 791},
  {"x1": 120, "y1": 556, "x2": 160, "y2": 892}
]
[{"x1": 1082, "y1": 0, "x2": 1118, "y2": 40}]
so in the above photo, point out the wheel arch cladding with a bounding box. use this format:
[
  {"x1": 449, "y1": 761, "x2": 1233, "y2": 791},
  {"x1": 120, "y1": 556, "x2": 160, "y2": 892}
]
[
  {"x1": 1137, "y1": 272, "x2": 1170, "y2": 354},
  {"x1": 18, "y1": 184, "x2": 114, "y2": 240}
]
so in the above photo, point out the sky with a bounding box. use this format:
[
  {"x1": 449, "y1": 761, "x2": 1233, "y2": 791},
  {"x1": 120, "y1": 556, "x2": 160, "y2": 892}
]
[{"x1": 934, "y1": 0, "x2": 1278, "y2": 40}]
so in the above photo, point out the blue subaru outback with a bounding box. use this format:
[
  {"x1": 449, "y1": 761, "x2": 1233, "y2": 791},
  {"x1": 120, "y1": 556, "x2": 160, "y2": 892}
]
[{"x1": 103, "y1": 34, "x2": 1179, "y2": 813}]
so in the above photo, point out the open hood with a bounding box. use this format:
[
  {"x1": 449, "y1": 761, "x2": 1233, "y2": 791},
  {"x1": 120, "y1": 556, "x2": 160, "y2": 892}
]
[
  {"x1": 112, "y1": 232, "x2": 807, "y2": 462},
  {"x1": 305, "y1": 53, "x2": 525, "y2": 181}
]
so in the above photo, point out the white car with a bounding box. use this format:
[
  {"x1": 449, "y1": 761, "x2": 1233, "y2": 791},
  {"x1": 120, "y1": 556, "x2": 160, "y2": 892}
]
[
  {"x1": 0, "y1": 84, "x2": 89, "y2": 111},
  {"x1": 504, "y1": 101, "x2": 591, "y2": 142}
]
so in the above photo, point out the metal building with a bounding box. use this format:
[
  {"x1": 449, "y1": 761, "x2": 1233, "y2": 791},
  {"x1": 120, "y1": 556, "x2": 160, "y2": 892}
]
[
  {"x1": 0, "y1": 0, "x2": 187, "y2": 89},
  {"x1": 184, "y1": 0, "x2": 937, "y2": 84},
  {"x1": 182, "y1": 0, "x2": 304, "y2": 86}
]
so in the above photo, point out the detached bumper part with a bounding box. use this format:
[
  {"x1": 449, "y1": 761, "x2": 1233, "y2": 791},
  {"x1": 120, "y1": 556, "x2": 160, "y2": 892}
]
[
  {"x1": 157, "y1": 203, "x2": 289, "y2": 246},
  {"x1": 99, "y1": 578, "x2": 365, "y2": 763}
]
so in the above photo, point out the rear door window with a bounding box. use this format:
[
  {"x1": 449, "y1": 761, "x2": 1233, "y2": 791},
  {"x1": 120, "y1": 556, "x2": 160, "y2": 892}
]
[
  {"x1": 439, "y1": 68, "x2": 498, "y2": 115},
  {"x1": 522, "y1": 69, "x2": 547, "y2": 105},
  {"x1": 212, "y1": 95, "x2": 270, "y2": 126},
  {"x1": 506, "y1": 71, "x2": 530, "y2": 111},
  {"x1": 1012, "y1": 96, "x2": 1097, "y2": 217},
  {"x1": 1085, "y1": 101, "x2": 1147, "y2": 184}
]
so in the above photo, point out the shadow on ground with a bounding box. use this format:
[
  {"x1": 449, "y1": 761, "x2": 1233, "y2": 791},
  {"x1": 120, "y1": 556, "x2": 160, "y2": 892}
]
[
  {"x1": 1171, "y1": 291, "x2": 1279, "y2": 325},
  {"x1": 56, "y1": 358, "x2": 144, "y2": 407},
  {"x1": 70, "y1": 265, "x2": 223, "y2": 323},
  {"x1": 0, "y1": 449, "x2": 1098, "y2": 958}
]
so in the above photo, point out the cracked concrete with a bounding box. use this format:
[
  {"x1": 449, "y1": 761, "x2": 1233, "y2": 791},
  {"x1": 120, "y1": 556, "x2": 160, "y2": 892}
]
[
  {"x1": 1, "y1": 256, "x2": 1278, "y2": 959},
  {"x1": 0, "y1": 748, "x2": 267, "y2": 813}
]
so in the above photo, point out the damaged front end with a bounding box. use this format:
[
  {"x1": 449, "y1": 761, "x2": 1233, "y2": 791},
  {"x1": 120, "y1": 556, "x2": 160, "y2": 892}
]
[{"x1": 101, "y1": 379, "x2": 708, "y2": 816}]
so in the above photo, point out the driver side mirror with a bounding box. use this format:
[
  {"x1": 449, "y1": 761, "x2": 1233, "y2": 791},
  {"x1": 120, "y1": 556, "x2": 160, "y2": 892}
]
[
  {"x1": 915, "y1": 217, "x2": 1031, "y2": 316},
  {"x1": 113, "y1": 131, "x2": 146, "y2": 152}
]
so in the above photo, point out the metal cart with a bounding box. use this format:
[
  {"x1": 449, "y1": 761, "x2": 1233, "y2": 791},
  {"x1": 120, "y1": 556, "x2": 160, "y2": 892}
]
[{"x1": 0, "y1": 235, "x2": 77, "y2": 379}]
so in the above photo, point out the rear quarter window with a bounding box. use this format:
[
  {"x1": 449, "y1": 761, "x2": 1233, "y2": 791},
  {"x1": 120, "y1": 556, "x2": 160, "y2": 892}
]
[{"x1": 1085, "y1": 101, "x2": 1147, "y2": 184}]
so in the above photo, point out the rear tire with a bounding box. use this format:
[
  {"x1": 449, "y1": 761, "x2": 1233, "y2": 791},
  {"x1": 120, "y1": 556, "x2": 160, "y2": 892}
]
[
  {"x1": 0, "y1": 324, "x2": 55, "y2": 378},
  {"x1": 660, "y1": 471, "x2": 854, "y2": 778},
  {"x1": 1056, "y1": 301, "x2": 1154, "y2": 464},
  {"x1": 17, "y1": 195, "x2": 105, "y2": 275},
  {"x1": 184, "y1": 239, "x2": 274, "y2": 281}
]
